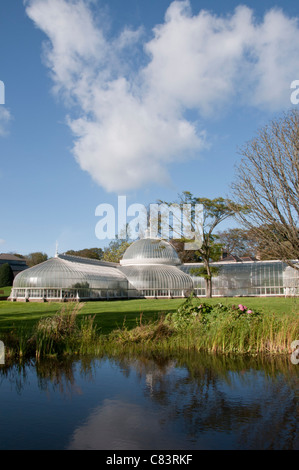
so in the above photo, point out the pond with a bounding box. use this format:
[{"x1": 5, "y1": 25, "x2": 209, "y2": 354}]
[{"x1": 0, "y1": 352, "x2": 298, "y2": 450}]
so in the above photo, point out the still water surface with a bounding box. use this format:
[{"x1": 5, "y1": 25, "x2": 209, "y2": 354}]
[{"x1": 0, "y1": 352, "x2": 298, "y2": 450}]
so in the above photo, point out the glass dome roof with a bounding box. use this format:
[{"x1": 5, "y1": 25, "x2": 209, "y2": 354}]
[
  {"x1": 13, "y1": 256, "x2": 128, "y2": 290},
  {"x1": 120, "y1": 264, "x2": 194, "y2": 291},
  {"x1": 121, "y1": 238, "x2": 181, "y2": 266}
]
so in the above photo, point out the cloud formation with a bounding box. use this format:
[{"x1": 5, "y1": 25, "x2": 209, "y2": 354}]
[{"x1": 25, "y1": 0, "x2": 299, "y2": 192}]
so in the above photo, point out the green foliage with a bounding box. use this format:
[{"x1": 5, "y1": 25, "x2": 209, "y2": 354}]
[
  {"x1": 26, "y1": 252, "x2": 48, "y2": 267},
  {"x1": 0, "y1": 263, "x2": 14, "y2": 287},
  {"x1": 103, "y1": 239, "x2": 132, "y2": 263},
  {"x1": 31, "y1": 303, "x2": 98, "y2": 358},
  {"x1": 159, "y1": 191, "x2": 247, "y2": 297},
  {"x1": 190, "y1": 266, "x2": 220, "y2": 280},
  {"x1": 1, "y1": 297, "x2": 297, "y2": 358},
  {"x1": 109, "y1": 316, "x2": 174, "y2": 345},
  {"x1": 166, "y1": 294, "x2": 262, "y2": 332},
  {"x1": 65, "y1": 248, "x2": 103, "y2": 260}
]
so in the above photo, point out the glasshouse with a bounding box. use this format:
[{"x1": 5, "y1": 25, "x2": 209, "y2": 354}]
[
  {"x1": 119, "y1": 238, "x2": 194, "y2": 298},
  {"x1": 182, "y1": 260, "x2": 299, "y2": 297},
  {"x1": 10, "y1": 255, "x2": 129, "y2": 301},
  {"x1": 10, "y1": 237, "x2": 299, "y2": 301}
]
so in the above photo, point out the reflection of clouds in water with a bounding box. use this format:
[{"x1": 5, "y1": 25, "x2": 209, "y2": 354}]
[{"x1": 67, "y1": 399, "x2": 181, "y2": 450}]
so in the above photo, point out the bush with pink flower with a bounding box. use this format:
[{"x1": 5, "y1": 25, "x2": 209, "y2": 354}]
[{"x1": 238, "y1": 304, "x2": 253, "y2": 314}]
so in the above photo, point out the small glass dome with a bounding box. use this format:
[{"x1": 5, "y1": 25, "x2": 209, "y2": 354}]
[{"x1": 121, "y1": 238, "x2": 181, "y2": 266}]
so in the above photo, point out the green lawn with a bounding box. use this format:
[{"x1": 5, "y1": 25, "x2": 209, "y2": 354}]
[
  {"x1": 0, "y1": 296, "x2": 297, "y2": 336},
  {"x1": 0, "y1": 286, "x2": 12, "y2": 297}
]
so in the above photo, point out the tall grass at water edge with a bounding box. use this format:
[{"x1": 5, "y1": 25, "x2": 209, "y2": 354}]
[{"x1": 2, "y1": 295, "x2": 298, "y2": 359}]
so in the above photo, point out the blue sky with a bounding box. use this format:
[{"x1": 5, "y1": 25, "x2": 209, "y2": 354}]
[{"x1": 0, "y1": 0, "x2": 298, "y2": 257}]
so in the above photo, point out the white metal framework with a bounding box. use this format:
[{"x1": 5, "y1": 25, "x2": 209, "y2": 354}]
[{"x1": 10, "y1": 239, "x2": 299, "y2": 301}]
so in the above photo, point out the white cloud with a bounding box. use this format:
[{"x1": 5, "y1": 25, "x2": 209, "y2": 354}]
[
  {"x1": 67, "y1": 399, "x2": 182, "y2": 450},
  {"x1": 0, "y1": 107, "x2": 11, "y2": 136},
  {"x1": 143, "y1": 2, "x2": 299, "y2": 113},
  {"x1": 25, "y1": 0, "x2": 299, "y2": 192},
  {"x1": 0, "y1": 239, "x2": 5, "y2": 245}
]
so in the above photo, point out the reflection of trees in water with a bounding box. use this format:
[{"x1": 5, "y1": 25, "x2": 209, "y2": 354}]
[
  {"x1": 110, "y1": 353, "x2": 177, "y2": 385},
  {"x1": 237, "y1": 377, "x2": 299, "y2": 449},
  {"x1": 111, "y1": 352, "x2": 299, "y2": 450},
  {"x1": 0, "y1": 356, "x2": 102, "y2": 396},
  {"x1": 35, "y1": 358, "x2": 78, "y2": 395},
  {"x1": 0, "y1": 352, "x2": 298, "y2": 449},
  {"x1": 0, "y1": 360, "x2": 33, "y2": 395},
  {"x1": 154, "y1": 367, "x2": 298, "y2": 449}
]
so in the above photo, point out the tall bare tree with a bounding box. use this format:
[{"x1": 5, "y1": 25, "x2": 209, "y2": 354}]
[{"x1": 231, "y1": 109, "x2": 299, "y2": 270}]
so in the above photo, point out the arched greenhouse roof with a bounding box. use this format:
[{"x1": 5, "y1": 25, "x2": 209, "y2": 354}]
[
  {"x1": 120, "y1": 264, "x2": 194, "y2": 291},
  {"x1": 121, "y1": 238, "x2": 181, "y2": 266},
  {"x1": 13, "y1": 256, "x2": 128, "y2": 290}
]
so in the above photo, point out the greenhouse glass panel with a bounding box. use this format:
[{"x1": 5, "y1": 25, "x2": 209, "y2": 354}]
[{"x1": 121, "y1": 238, "x2": 181, "y2": 266}]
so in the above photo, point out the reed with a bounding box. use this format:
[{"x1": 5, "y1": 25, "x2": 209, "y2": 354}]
[
  {"x1": 1, "y1": 296, "x2": 298, "y2": 359},
  {"x1": 107, "y1": 296, "x2": 298, "y2": 355}
]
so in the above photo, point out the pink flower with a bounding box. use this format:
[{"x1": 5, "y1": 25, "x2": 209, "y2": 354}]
[
  {"x1": 238, "y1": 304, "x2": 247, "y2": 311},
  {"x1": 247, "y1": 310, "x2": 253, "y2": 314}
]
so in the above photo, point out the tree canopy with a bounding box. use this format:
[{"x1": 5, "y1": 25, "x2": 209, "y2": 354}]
[
  {"x1": 231, "y1": 109, "x2": 299, "y2": 269},
  {"x1": 102, "y1": 239, "x2": 132, "y2": 263},
  {"x1": 65, "y1": 248, "x2": 103, "y2": 260},
  {"x1": 0, "y1": 263, "x2": 14, "y2": 287},
  {"x1": 158, "y1": 192, "x2": 245, "y2": 297},
  {"x1": 216, "y1": 228, "x2": 259, "y2": 258},
  {"x1": 26, "y1": 252, "x2": 48, "y2": 267}
]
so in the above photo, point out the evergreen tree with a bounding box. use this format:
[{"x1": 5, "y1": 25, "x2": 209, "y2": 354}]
[{"x1": 0, "y1": 263, "x2": 14, "y2": 287}]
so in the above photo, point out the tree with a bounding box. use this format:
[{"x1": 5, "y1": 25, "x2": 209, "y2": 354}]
[
  {"x1": 65, "y1": 248, "x2": 103, "y2": 260},
  {"x1": 26, "y1": 252, "x2": 48, "y2": 267},
  {"x1": 169, "y1": 239, "x2": 202, "y2": 263},
  {"x1": 231, "y1": 109, "x2": 299, "y2": 270},
  {"x1": 158, "y1": 192, "x2": 245, "y2": 297},
  {"x1": 0, "y1": 263, "x2": 14, "y2": 287},
  {"x1": 10, "y1": 253, "x2": 26, "y2": 259},
  {"x1": 102, "y1": 238, "x2": 132, "y2": 263},
  {"x1": 216, "y1": 228, "x2": 259, "y2": 258}
]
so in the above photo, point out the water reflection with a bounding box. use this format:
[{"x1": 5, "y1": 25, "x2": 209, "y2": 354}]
[
  {"x1": 0, "y1": 353, "x2": 298, "y2": 450},
  {"x1": 68, "y1": 399, "x2": 183, "y2": 450}
]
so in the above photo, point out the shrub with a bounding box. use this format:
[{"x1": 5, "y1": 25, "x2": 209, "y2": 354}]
[{"x1": 0, "y1": 263, "x2": 14, "y2": 287}]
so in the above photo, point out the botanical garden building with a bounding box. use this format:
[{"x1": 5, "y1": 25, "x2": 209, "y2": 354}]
[{"x1": 10, "y1": 237, "x2": 299, "y2": 302}]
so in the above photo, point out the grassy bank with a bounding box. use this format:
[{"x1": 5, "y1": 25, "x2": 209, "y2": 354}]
[
  {"x1": 0, "y1": 295, "x2": 298, "y2": 359},
  {"x1": 0, "y1": 296, "x2": 297, "y2": 334},
  {"x1": 0, "y1": 298, "x2": 186, "y2": 334}
]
